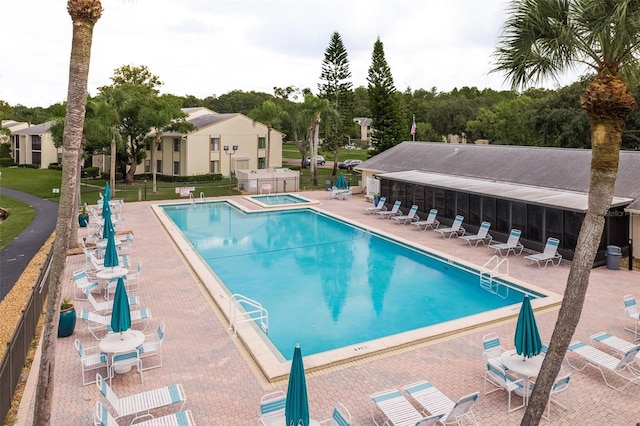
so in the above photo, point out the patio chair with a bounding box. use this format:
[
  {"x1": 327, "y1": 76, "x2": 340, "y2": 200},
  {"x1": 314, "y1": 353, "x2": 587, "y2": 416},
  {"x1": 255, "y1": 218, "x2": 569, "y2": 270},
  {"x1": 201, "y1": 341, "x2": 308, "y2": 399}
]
[
  {"x1": 319, "y1": 402, "x2": 351, "y2": 426},
  {"x1": 84, "y1": 282, "x2": 139, "y2": 313},
  {"x1": 95, "y1": 373, "x2": 187, "y2": 424},
  {"x1": 125, "y1": 262, "x2": 142, "y2": 292},
  {"x1": 78, "y1": 308, "x2": 152, "y2": 339},
  {"x1": 481, "y1": 333, "x2": 510, "y2": 378},
  {"x1": 524, "y1": 237, "x2": 562, "y2": 268},
  {"x1": 542, "y1": 373, "x2": 571, "y2": 421},
  {"x1": 566, "y1": 340, "x2": 640, "y2": 391},
  {"x1": 488, "y1": 229, "x2": 524, "y2": 257},
  {"x1": 376, "y1": 200, "x2": 402, "y2": 219},
  {"x1": 138, "y1": 322, "x2": 165, "y2": 371},
  {"x1": 483, "y1": 359, "x2": 527, "y2": 412},
  {"x1": 109, "y1": 349, "x2": 143, "y2": 385},
  {"x1": 590, "y1": 331, "x2": 640, "y2": 357},
  {"x1": 392, "y1": 205, "x2": 419, "y2": 225},
  {"x1": 365, "y1": 197, "x2": 387, "y2": 215},
  {"x1": 370, "y1": 388, "x2": 434, "y2": 426},
  {"x1": 93, "y1": 401, "x2": 195, "y2": 426},
  {"x1": 434, "y1": 215, "x2": 466, "y2": 239},
  {"x1": 74, "y1": 339, "x2": 110, "y2": 386},
  {"x1": 258, "y1": 390, "x2": 286, "y2": 426},
  {"x1": 623, "y1": 295, "x2": 640, "y2": 340},
  {"x1": 412, "y1": 209, "x2": 439, "y2": 231},
  {"x1": 73, "y1": 269, "x2": 100, "y2": 301},
  {"x1": 402, "y1": 381, "x2": 479, "y2": 425},
  {"x1": 459, "y1": 221, "x2": 492, "y2": 247}
]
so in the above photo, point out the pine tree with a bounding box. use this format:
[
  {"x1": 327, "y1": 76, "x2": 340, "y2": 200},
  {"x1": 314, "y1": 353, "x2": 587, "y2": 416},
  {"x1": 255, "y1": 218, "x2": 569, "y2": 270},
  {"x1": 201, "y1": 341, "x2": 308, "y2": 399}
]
[
  {"x1": 319, "y1": 31, "x2": 354, "y2": 174},
  {"x1": 367, "y1": 37, "x2": 404, "y2": 154}
]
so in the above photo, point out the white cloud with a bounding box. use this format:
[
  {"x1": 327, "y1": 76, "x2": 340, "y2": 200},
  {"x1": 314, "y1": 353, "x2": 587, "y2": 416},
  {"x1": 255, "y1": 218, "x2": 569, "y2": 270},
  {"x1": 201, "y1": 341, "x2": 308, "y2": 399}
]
[{"x1": 2, "y1": 0, "x2": 585, "y2": 108}]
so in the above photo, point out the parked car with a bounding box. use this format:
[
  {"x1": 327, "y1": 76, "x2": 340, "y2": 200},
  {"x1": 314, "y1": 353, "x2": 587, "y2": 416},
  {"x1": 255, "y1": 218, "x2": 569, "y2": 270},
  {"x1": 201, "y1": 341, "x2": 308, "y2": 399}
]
[
  {"x1": 305, "y1": 155, "x2": 326, "y2": 165},
  {"x1": 344, "y1": 144, "x2": 357, "y2": 149},
  {"x1": 338, "y1": 159, "x2": 362, "y2": 170}
]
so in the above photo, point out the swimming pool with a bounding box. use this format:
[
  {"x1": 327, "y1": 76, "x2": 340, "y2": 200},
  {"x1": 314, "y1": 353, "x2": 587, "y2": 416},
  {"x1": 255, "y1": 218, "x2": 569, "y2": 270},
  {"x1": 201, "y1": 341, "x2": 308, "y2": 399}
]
[
  {"x1": 245, "y1": 193, "x2": 317, "y2": 208},
  {"x1": 155, "y1": 200, "x2": 560, "y2": 380}
]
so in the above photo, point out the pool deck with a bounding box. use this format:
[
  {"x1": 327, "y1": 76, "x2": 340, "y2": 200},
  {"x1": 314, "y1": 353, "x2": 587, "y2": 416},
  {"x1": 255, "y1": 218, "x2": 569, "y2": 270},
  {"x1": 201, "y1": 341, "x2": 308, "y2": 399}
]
[{"x1": 17, "y1": 191, "x2": 640, "y2": 425}]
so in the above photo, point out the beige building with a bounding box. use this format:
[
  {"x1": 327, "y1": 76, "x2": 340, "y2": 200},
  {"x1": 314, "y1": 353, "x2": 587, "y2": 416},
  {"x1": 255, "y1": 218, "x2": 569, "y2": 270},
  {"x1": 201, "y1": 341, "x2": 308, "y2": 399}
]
[
  {"x1": 142, "y1": 107, "x2": 284, "y2": 178},
  {"x1": 6, "y1": 121, "x2": 60, "y2": 168}
]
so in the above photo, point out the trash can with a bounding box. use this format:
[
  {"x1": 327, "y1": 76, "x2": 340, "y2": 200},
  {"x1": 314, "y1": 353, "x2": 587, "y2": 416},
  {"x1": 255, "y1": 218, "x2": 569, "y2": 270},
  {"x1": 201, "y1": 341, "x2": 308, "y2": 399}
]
[
  {"x1": 325, "y1": 180, "x2": 333, "y2": 190},
  {"x1": 606, "y1": 245, "x2": 622, "y2": 270}
]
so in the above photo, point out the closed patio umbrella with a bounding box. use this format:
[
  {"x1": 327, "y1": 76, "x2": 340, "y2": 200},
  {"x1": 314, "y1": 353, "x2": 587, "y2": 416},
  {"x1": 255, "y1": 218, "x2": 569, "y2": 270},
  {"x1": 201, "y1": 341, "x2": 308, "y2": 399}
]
[
  {"x1": 335, "y1": 173, "x2": 348, "y2": 189},
  {"x1": 285, "y1": 344, "x2": 309, "y2": 426},
  {"x1": 514, "y1": 295, "x2": 542, "y2": 359},
  {"x1": 110, "y1": 276, "x2": 131, "y2": 335}
]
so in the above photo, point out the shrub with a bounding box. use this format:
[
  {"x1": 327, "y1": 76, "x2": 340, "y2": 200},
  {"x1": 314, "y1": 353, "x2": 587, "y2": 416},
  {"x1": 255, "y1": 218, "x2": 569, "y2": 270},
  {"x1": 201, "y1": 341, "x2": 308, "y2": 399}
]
[
  {"x1": 0, "y1": 158, "x2": 12, "y2": 167},
  {"x1": 84, "y1": 167, "x2": 100, "y2": 179}
]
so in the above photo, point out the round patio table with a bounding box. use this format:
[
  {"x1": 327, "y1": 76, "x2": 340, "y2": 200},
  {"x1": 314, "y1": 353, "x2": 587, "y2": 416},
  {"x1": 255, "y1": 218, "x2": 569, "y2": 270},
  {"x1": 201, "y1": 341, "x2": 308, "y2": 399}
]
[{"x1": 99, "y1": 329, "x2": 145, "y2": 373}]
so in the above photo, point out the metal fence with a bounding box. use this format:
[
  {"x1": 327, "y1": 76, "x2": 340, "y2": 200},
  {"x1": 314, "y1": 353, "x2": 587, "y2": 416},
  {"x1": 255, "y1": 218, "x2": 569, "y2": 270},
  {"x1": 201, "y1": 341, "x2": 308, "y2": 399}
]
[{"x1": 0, "y1": 248, "x2": 52, "y2": 424}]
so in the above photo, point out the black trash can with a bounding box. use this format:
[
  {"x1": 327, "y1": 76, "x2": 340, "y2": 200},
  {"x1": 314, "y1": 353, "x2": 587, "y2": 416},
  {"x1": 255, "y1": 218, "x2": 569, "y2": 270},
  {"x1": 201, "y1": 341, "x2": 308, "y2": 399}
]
[
  {"x1": 325, "y1": 180, "x2": 333, "y2": 190},
  {"x1": 606, "y1": 245, "x2": 622, "y2": 270}
]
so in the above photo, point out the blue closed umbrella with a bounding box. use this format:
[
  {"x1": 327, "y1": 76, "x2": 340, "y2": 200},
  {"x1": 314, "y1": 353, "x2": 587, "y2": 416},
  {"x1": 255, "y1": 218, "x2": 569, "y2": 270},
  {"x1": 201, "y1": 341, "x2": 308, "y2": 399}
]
[
  {"x1": 514, "y1": 295, "x2": 542, "y2": 359},
  {"x1": 285, "y1": 344, "x2": 309, "y2": 426},
  {"x1": 110, "y1": 277, "x2": 131, "y2": 334},
  {"x1": 335, "y1": 173, "x2": 348, "y2": 189}
]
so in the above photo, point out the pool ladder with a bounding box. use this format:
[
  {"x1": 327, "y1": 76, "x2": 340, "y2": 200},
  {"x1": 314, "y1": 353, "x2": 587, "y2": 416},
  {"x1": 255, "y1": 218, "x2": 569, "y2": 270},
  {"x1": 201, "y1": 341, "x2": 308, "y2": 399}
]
[
  {"x1": 228, "y1": 293, "x2": 269, "y2": 336},
  {"x1": 189, "y1": 192, "x2": 206, "y2": 206},
  {"x1": 480, "y1": 255, "x2": 509, "y2": 298}
]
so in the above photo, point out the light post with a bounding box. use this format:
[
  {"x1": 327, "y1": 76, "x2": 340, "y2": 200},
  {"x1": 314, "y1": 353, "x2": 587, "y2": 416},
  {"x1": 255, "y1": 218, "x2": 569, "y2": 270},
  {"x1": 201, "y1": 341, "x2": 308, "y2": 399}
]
[{"x1": 223, "y1": 145, "x2": 238, "y2": 178}]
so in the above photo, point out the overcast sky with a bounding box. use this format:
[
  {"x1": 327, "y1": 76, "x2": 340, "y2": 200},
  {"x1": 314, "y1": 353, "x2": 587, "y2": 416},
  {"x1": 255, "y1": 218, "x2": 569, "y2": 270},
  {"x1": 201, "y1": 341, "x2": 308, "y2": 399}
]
[{"x1": 3, "y1": 0, "x2": 584, "y2": 108}]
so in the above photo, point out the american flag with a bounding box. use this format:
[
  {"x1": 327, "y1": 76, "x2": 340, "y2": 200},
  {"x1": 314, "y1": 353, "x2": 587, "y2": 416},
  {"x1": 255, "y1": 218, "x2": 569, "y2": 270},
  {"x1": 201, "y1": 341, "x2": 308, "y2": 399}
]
[{"x1": 410, "y1": 118, "x2": 416, "y2": 135}]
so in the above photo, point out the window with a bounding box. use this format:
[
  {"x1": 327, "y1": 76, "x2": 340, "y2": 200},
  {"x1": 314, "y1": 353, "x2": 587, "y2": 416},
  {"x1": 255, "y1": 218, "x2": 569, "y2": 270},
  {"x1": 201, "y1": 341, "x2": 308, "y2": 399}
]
[
  {"x1": 482, "y1": 197, "x2": 496, "y2": 226},
  {"x1": 31, "y1": 135, "x2": 42, "y2": 151},
  {"x1": 511, "y1": 202, "x2": 527, "y2": 238},
  {"x1": 496, "y1": 199, "x2": 510, "y2": 233},
  {"x1": 156, "y1": 160, "x2": 162, "y2": 173},
  {"x1": 31, "y1": 151, "x2": 41, "y2": 166},
  {"x1": 257, "y1": 157, "x2": 265, "y2": 169},
  {"x1": 173, "y1": 138, "x2": 180, "y2": 152},
  {"x1": 210, "y1": 160, "x2": 220, "y2": 174},
  {"x1": 210, "y1": 137, "x2": 220, "y2": 152},
  {"x1": 434, "y1": 189, "x2": 446, "y2": 214},
  {"x1": 563, "y1": 211, "x2": 583, "y2": 251},
  {"x1": 144, "y1": 160, "x2": 150, "y2": 173},
  {"x1": 173, "y1": 161, "x2": 180, "y2": 175},
  {"x1": 545, "y1": 208, "x2": 563, "y2": 242},
  {"x1": 157, "y1": 140, "x2": 162, "y2": 152},
  {"x1": 258, "y1": 137, "x2": 266, "y2": 149},
  {"x1": 456, "y1": 192, "x2": 469, "y2": 218},
  {"x1": 469, "y1": 194, "x2": 481, "y2": 225},
  {"x1": 445, "y1": 190, "x2": 456, "y2": 218},
  {"x1": 527, "y1": 205, "x2": 544, "y2": 243}
]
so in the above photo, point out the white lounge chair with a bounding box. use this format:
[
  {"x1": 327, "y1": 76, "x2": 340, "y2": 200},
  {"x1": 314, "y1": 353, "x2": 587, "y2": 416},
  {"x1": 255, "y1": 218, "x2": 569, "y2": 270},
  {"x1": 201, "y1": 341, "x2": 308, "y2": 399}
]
[
  {"x1": 376, "y1": 200, "x2": 402, "y2": 219},
  {"x1": 590, "y1": 331, "x2": 640, "y2": 358},
  {"x1": 393, "y1": 205, "x2": 419, "y2": 225},
  {"x1": 459, "y1": 221, "x2": 493, "y2": 247},
  {"x1": 567, "y1": 340, "x2": 640, "y2": 391},
  {"x1": 73, "y1": 269, "x2": 100, "y2": 301},
  {"x1": 402, "y1": 381, "x2": 479, "y2": 425},
  {"x1": 84, "y1": 282, "x2": 139, "y2": 313},
  {"x1": 434, "y1": 215, "x2": 466, "y2": 239},
  {"x1": 370, "y1": 388, "x2": 434, "y2": 426},
  {"x1": 488, "y1": 229, "x2": 524, "y2": 256},
  {"x1": 623, "y1": 294, "x2": 640, "y2": 340},
  {"x1": 365, "y1": 197, "x2": 387, "y2": 215},
  {"x1": 319, "y1": 402, "x2": 351, "y2": 426},
  {"x1": 95, "y1": 373, "x2": 187, "y2": 423},
  {"x1": 93, "y1": 401, "x2": 195, "y2": 426},
  {"x1": 524, "y1": 237, "x2": 562, "y2": 268},
  {"x1": 412, "y1": 209, "x2": 439, "y2": 231},
  {"x1": 258, "y1": 391, "x2": 286, "y2": 426}
]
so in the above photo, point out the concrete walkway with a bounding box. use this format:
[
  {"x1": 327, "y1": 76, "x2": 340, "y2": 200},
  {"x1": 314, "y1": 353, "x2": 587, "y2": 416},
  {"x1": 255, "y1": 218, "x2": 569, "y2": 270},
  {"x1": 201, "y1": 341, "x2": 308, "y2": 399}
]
[{"x1": 17, "y1": 192, "x2": 640, "y2": 425}]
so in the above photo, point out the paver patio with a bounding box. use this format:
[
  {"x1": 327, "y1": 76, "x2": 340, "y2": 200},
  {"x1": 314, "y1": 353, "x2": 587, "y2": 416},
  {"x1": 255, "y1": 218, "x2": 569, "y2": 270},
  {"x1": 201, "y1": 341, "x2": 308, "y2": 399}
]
[{"x1": 17, "y1": 191, "x2": 639, "y2": 425}]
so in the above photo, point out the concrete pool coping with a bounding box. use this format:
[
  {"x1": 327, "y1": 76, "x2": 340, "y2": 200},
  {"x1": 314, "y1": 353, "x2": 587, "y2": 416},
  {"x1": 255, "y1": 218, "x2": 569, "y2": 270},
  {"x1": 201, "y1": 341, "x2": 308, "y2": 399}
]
[{"x1": 151, "y1": 198, "x2": 562, "y2": 382}]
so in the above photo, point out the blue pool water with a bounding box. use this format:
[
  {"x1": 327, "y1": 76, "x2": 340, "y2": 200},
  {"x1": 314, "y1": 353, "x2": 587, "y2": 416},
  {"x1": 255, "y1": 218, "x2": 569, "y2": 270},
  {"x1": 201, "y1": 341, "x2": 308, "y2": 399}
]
[
  {"x1": 162, "y1": 202, "x2": 540, "y2": 359},
  {"x1": 250, "y1": 194, "x2": 310, "y2": 205}
]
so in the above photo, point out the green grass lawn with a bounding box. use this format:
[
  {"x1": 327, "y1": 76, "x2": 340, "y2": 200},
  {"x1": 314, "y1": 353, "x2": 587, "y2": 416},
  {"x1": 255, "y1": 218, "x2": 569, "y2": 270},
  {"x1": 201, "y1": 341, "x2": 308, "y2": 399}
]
[{"x1": 0, "y1": 194, "x2": 36, "y2": 250}]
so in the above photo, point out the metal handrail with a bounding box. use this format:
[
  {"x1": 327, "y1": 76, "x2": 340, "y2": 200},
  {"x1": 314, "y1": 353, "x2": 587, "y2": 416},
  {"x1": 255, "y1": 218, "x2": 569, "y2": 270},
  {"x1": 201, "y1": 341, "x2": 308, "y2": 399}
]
[{"x1": 228, "y1": 294, "x2": 268, "y2": 336}]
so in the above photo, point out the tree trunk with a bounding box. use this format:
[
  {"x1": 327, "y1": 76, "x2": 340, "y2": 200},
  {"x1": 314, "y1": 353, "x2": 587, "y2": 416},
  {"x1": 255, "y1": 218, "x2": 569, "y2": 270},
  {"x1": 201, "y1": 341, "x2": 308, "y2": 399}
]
[
  {"x1": 125, "y1": 159, "x2": 137, "y2": 184},
  {"x1": 68, "y1": 148, "x2": 82, "y2": 248},
  {"x1": 312, "y1": 121, "x2": 319, "y2": 187},
  {"x1": 33, "y1": 11, "x2": 95, "y2": 424},
  {"x1": 522, "y1": 74, "x2": 635, "y2": 424},
  {"x1": 110, "y1": 136, "x2": 116, "y2": 196}
]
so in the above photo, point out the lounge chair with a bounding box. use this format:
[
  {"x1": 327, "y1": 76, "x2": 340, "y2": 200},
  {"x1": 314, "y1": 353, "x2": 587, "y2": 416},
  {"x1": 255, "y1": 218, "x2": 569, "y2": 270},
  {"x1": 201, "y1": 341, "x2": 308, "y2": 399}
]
[
  {"x1": 95, "y1": 373, "x2": 187, "y2": 423},
  {"x1": 566, "y1": 340, "x2": 640, "y2": 391},
  {"x1": 459, "y1": 221, "x2": 492, "y2": 247},
  {"x1": 376, "y1": 200, "x2": 402, "y2": 219},
  {"x1": 434, "y1": 215, "x2": 466, "y2": 239},
  {"x1": 412, "y1": 209, "x2": 439, "y2": 231},
  {"x1": 84, "y1": 282, "x2": 139, "y2": 313},
  {"x1": 370, "y1": 388, "x2": 434, "y2": 426},
  {"x1": 93, "y1": 401, "x2": 195, "y2": 426},
  {"x1": 73, "y1": 269, "x2": 100, "y2": 301},
  {"x1": 623, "y1": 295, "x2": 640, "y2": 340},
  {"x1": 402, "y1": 381, "x2": 479, "y2": 425},
  {"x1": 488, "y1": 229, "x2": 524, "y2": 257},
  {"x1": 590, "y1": 331, "x2": 640, "y2": 357},
  {"x1": 365, "y1": 197, "x2": 387, "y2": 215},
  {"x1": 319, "y1": 402, "x2": 351, "y2": 426},
  {"x1": 258, "y1": 390, "x2": 286, "y2": 426},
  {"x1": 524, "y1": 237, "x2": 562, "y2": 268},
  {"x1": 393, "y1": 205, "x2": 419, "y2": 225}
]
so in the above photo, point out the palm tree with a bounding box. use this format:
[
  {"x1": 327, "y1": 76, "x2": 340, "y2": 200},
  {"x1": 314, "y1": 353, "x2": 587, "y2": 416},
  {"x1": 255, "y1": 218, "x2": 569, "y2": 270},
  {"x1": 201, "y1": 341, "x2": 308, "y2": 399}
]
[
  {"x1": 249, "y1": 100, "x2": 289, "y2": 169},
  {"x1": 493, "y1": 1, "x2": 639, "y2": 423},
  {"x1": 34, "y1": 1, "x2": 102, "y2": 424}
]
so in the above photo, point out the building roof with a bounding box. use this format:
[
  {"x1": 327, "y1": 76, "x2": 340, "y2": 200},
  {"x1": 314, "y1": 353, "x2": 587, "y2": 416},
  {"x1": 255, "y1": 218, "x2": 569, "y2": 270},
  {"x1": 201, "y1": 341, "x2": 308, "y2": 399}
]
[
  {"x1": 12, "y1": 121, "x2": 55, "y2": 135},
  {"x1": 162, "y1": 113, "x2": 238, "y2": 136},
  {"x1": 360, "y1": 141, "x2": 640, "y2": 211}
]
